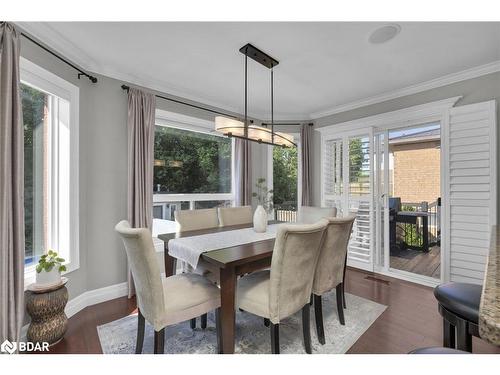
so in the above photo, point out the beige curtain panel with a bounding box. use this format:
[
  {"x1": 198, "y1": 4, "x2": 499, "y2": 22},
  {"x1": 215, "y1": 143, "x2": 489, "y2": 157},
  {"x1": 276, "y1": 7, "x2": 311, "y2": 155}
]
[
  {"x1": 300, "y1": 123, "x2": 313, "y2": 206},
  {"x1": 234, "y1": 138, "x2": 252, "y2": 207},
  {"x1": 126, "y1": 88, "x2": 156, "y2": 298},
  {"x1": 0, "y1": 22, "x2": 25, "y2": 345}
]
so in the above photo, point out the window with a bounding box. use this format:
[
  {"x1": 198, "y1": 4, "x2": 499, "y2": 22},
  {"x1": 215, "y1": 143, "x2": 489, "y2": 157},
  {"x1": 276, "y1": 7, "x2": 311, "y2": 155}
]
[
  {"x1": 153, "y1": 111, "x2": 234, "y2": 222},
  {"x1": 267, "y1": 134, "x2": 301, "y2": 222},
  {"x1": 21, "y1": 58, "x2": 79, "y2": 285}
]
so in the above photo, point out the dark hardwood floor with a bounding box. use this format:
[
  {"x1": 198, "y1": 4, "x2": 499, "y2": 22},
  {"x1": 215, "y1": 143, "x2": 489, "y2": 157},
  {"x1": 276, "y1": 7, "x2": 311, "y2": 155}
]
[
  {"x1": 390, "y1": 245, "x2": 441, "y2": 279},
  {"x1": 46, "y1": 268, "x2": 499, "y2": 354}
]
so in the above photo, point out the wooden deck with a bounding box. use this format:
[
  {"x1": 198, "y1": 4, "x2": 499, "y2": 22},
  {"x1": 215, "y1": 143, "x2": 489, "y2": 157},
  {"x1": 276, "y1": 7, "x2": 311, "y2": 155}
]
[{"x1": 390, "y1": 245, "x2": 441, "y2": 278}]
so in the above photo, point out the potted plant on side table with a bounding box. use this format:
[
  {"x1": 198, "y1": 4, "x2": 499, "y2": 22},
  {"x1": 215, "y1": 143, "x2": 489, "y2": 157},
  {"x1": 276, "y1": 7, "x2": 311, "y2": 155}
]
[{"x1": 35, "y1": 250, "x2": 67, "y2": 288}]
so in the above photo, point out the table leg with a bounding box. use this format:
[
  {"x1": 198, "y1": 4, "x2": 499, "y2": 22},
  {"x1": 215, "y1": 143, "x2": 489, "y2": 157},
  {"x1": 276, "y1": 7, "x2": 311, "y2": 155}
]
[
  {"x1": 164, "y1": 243, "x2": 177, "y2": 277},
  {"x1": 219, "y1": 266, "x2": 237, "y2": 354}
]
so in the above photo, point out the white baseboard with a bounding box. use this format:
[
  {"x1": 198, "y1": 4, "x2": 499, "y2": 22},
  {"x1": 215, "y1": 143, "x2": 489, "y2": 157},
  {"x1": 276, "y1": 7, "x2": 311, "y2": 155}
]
[
  {"x1": 21, "y1": 281, "x2": 129, "y2": 341},
  {"x1": 65, "y1": 281, "x2": 129, "y2": 318}
]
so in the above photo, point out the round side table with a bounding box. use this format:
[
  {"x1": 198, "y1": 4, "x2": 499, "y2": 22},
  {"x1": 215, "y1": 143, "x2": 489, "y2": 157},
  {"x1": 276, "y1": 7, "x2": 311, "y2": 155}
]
[{"x1": 26, "y1": 278, "x2": 69, "y2": 346}]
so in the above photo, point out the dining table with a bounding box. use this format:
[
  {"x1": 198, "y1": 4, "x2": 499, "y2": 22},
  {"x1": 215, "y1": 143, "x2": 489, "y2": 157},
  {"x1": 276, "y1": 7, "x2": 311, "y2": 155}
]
[{"x1": 157, "y1": 221, "x2": 280, "y2": 354}]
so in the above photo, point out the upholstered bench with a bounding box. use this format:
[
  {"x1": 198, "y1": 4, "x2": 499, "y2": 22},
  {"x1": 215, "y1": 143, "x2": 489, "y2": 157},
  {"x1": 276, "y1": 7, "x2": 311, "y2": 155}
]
[{"x1": 434, "y1": 282, "x2": 482, "y2": 352}]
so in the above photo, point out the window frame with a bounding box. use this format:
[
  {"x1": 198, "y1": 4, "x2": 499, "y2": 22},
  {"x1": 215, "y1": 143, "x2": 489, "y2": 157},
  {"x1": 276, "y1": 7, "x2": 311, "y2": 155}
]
[
  {"x1": 21, "y1": 57, "x2": 80, "y2": 286},
  {"x1": 154, "y1": 109, "x2": 235, "y2": 213}
]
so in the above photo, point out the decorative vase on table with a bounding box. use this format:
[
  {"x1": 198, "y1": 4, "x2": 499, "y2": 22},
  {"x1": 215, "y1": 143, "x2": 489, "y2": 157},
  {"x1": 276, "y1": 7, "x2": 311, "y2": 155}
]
[{"x1": 253, "y1": 205, "x2": 268, "y2": 233}]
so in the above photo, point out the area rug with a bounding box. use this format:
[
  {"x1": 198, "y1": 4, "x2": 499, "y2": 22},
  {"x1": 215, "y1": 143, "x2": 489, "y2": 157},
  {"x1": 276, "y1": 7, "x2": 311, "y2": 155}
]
[{"x1": 97, "y1": 290, "x2": 386, "y2": 354}]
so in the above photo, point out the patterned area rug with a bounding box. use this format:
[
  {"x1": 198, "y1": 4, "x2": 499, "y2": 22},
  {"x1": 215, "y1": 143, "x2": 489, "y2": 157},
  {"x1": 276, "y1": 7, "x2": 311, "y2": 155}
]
[{"x1": 97, "y1": 290, "x2": 386, "y2": 354}]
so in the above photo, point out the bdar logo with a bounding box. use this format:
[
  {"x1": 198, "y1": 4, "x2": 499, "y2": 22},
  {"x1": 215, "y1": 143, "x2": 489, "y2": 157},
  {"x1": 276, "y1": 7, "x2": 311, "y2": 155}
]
[{"x1": 1, "y1": 339, "x2": 17, "y2": 354}]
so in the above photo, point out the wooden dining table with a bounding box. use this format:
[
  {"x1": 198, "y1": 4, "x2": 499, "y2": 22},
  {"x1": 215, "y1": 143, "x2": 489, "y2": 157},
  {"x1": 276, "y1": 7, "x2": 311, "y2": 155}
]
[{"x1": 157, "y1": 221, "x2": 279, "y2": 354}]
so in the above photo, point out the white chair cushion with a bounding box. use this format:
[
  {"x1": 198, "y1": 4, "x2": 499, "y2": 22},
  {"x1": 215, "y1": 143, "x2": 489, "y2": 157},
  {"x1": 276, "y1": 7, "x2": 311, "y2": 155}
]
[
  {"x1": 218, "y1": 206, "x2": 253, "y2": 227},
  {"x1": 237, "y1": 270, "x2": 271, "y2": 319},
  {"x1": 160, "y1": 273, "x2": 221, "y2": 328}
]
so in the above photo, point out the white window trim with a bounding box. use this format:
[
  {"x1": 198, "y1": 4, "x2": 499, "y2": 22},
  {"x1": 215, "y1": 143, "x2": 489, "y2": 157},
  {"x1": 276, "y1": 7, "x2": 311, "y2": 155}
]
[
  {"x1": 21, "y1": 58, "x2": 80, "y2": 287},
  {"x1": 154, "y1": 109, "x2": 235, "y2": 208}
]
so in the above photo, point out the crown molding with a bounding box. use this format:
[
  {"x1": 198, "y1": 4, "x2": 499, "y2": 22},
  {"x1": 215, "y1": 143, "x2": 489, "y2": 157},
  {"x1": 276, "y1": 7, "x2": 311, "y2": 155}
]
[{"x1": 310, "y1": 60, "x2": 500, "y2": 119}]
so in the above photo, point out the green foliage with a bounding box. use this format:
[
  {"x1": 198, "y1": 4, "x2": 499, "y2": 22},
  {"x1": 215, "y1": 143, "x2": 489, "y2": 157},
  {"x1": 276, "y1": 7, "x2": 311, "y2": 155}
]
[
  {"x1": 154, "y1": 126, "x2": 231, "y2": 194},
  {"x1": 252, "y1": 178, "x2": 273, "y2": 212},
  {"x1": 22, "y1": 84, "x2": 48, "y2": 260},
  {"x1": 36, "y1": 250, "x2": 66, "y2": 274},
  {"x1": 272, "y1": 146, "x2": 297, "y2": 208},
  {"x1": 349, "y1": 138, "x2": 363, "y2": 180}
]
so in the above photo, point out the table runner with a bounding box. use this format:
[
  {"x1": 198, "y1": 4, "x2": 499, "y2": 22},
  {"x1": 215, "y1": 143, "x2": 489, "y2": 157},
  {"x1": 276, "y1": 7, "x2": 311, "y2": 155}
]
[{"x1": 168, "y1": 224, "x2": 280, "y2": 269}]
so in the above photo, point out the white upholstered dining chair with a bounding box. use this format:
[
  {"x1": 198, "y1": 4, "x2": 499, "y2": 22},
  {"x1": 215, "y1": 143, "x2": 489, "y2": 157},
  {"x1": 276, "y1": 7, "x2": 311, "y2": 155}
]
[
  {"x1": 115, "y1": 220, "x2": 221, "y2": 354},
  {"x1": 174, "y1": 208, "x2": 219, "y2": 231},
  {"x1": 237, "y1": 220, "x2": 328, "y2": 354},
  {"x1": 312, "y1": 215, "x2": 355, "y2": 344},
  {"x1": 218, "y1": 205, "x2": 253, "y2": 226},
  {"x1": 297, "y1": 206, "x2": 337, "y2": 223},
  {"x1": 173, "y1": 207, "x2": 220, "y2": 328}
]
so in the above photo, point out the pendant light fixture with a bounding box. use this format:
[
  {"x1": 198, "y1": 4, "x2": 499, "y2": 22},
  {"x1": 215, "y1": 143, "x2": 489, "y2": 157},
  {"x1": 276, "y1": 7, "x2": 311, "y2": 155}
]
[{"x1": 215, "y1": 44, "x2": 296, "y2": 148}]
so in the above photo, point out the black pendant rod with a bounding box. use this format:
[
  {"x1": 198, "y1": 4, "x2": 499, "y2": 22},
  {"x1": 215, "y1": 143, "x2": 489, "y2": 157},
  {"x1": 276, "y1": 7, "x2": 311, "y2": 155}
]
[
  {"x1": 244, "y1": 51, "x2": 248, "y2": 137},
  {"x1": 121, "y1": 85, "x2": 239, "y2": 119},
  {"x1": 21, "y1": 32, "x2": 98, "y2": 83}
]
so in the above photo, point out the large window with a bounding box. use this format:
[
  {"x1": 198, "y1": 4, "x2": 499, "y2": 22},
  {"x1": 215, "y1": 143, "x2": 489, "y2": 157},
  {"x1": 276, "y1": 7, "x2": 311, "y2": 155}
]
[
  {"x1": 153, "y1": 112, "x2": 234, "y2": 222},
  {"x1": 21, "y1": 58, "x2": 79, "y2": 284}
]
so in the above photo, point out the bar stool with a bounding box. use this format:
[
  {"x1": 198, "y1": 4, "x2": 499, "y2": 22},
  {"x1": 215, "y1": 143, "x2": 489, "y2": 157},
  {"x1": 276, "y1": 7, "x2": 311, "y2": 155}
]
[{"x1": 434, "y1": 282, "x2": 482, "y2": 352}]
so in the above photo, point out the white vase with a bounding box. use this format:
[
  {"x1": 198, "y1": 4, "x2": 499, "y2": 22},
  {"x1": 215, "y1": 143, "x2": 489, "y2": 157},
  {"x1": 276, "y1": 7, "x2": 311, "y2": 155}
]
[
  {"x1": 253, "y1": 205, "x2": 268, "y2": 233},
  {"x1": 36, "y1": 267, "x2": 62, "y2": 288}
]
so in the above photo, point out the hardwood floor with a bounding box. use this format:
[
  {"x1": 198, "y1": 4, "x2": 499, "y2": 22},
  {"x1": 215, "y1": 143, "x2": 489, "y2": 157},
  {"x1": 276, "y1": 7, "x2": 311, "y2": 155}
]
[{"x1": 45, "y1": 268, "x2": 499, "y2": 354}]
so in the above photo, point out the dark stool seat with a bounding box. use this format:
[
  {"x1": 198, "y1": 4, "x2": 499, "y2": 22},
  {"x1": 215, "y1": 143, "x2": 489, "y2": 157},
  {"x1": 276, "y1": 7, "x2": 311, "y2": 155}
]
[
  {"x1": 434, "y1": 282, "x2": 481, "y2": 323},
  {"x1": 409, "y1": 347, "x2": 470, "y2": 354},
  {"x1": 434, "y1": 282, "x2": 482, "y2": 353}
]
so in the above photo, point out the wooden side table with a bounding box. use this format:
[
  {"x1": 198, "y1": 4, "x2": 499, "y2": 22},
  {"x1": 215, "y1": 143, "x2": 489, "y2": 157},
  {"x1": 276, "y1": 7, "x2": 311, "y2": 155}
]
[{"x1": 26, "y1": 278, "x2": 69, "y2": 346}]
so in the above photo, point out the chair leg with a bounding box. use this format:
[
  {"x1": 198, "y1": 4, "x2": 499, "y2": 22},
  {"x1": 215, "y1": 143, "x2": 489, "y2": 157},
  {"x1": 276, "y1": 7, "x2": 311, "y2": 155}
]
[
  {"x1": 135, "y1": 309, "x2": 145, "y2": 354},
  {"x1": 456, "y1": 318, "x2": 472, "y2": 352},
  {"x1": 302, "y1": 305, "x2": 312, "y2": 354},
  {"x1": 190, "y1": 318, "x2": 196, "y2": 329},
  {"x1": 342, "y1": 254, "x2": 347, "y2": 308},
  {"x1": 263, "y1": 318, "x2": 270, "y2": 327},
  {"x1": 154, "y1": 328, "x2": 165, "y2": 354},
  {"x1": 270, "y1": 323, "x2": 280, "y2": 354},
  {"x1": 201, "y1": 313, "x2": 207, "y2": 329},
  {"x1": 314, "y1": 294, "x2": 325, "y2": 345},
  {"x1": 215, "y1": 308, "x2": 222, "y2": 354},
  {"x1": 443, "y1": 318, "x2": 456, "y2": 348},
  {"x1": 309, "y1": 293, "x2": 313, "y2": 306},
  {"x1": 336, "y1": 284, "x2": 345, "y2": 325}
]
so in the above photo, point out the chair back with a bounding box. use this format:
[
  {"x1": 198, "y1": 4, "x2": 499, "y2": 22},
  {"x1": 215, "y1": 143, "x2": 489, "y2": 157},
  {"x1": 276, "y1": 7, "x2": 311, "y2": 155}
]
[
  {"x1": 174, "y1": 208, "x2": 219, "y2": 231},
  {"x1": 218, "y1": 206, "x2": 253, "y2": 227},
  {"x1": 269, "y1": 220, "x2": 328, "y2": 323},
  {"x1": 115, "y1": 220, "x2": 164, "y2": 327},
  {"x1": 298, "y1": 206, "x2": 337, "y2": 224},
  {"x1": 312, "y1": 215, "x2": 356, "y2": 295}
]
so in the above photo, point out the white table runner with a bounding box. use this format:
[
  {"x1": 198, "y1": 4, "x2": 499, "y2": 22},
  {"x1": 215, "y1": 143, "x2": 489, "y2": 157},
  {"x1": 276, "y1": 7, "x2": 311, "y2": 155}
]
[{"x1": 168, "y1": 224, "x2": 280, "y2": 269}]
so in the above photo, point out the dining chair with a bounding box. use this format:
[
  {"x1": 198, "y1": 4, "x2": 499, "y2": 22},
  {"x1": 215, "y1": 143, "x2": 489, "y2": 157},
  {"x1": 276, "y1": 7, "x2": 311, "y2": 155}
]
[
  {"x1": 174, "y1": 208, "x2": 219, "y2": 231},
  {"x1": 174, "y1": 208, "x2": 220, "y2": 328},
  {"x1": 218, "y1": 205, "x2": 253, "y2": 226},
  {"x1": 115, "y1": 220, "x2": 221, "y2": 354},
  {"x1": 237, "y1": 220, "x2": 328, "y2": 354},
  {"x1": 312, "y1": 215, "x2": 355, "y2": 345},
  {"x1": 297, "y1": 206, "x2": 350, "y2": 309}
]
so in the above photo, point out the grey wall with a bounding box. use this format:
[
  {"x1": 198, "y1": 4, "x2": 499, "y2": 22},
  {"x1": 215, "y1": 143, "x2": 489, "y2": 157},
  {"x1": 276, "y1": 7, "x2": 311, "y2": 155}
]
[
  {"x1": 312, "y1": 72, "x2": 500, "y2": 222},
  {"x1": 20, "y1": 42, "x2": 268, "y2": 300}
]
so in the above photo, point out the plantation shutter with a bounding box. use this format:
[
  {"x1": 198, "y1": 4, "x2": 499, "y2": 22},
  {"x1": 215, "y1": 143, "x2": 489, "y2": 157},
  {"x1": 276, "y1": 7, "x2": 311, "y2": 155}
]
[{"x1": 446, "y1": 100, "x2": 497, "y2": 285}]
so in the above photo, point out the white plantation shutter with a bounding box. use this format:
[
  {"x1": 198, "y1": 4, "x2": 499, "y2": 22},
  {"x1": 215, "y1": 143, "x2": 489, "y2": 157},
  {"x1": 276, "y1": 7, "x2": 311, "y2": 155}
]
[{"x1": 445, "y1": 100, "x2": 497, "y2": 284}]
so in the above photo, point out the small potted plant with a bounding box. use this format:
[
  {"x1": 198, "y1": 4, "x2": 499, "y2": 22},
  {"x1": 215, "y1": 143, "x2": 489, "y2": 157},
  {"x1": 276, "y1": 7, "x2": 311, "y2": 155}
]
[
  {"x1": 252, "y1": 177, "x2": 273, "y2": 233},
  {"x1": 35, "y1": 250, "x2": 66, "y2": 287}
]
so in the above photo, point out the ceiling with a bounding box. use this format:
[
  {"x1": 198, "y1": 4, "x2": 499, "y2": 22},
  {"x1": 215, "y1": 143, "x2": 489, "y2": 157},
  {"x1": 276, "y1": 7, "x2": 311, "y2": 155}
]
[{"x1": 18, "y1": 22, "x2": 500, "y2": 120}]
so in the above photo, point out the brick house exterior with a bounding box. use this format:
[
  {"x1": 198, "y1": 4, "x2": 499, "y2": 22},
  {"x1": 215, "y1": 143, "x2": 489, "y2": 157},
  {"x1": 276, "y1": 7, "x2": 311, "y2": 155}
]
[{"x1": 389, "y1": 131, "x2": 440, "y2": 205}]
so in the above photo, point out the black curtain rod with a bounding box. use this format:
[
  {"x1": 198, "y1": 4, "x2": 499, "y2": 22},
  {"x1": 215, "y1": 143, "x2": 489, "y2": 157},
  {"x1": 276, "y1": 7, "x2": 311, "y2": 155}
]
[
  {"x1": 121, "y1": 84, "x2": 240, "y2": 119},
  {"x1": 21, "y1": 32, "x2": 98, "y2": 83}
]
